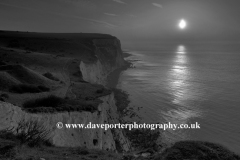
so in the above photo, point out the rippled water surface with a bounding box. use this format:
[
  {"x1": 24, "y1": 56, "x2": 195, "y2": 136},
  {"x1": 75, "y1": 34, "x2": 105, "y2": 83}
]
[{"x1": 118, "y1": 42, "x2": 240, "y2": 153}]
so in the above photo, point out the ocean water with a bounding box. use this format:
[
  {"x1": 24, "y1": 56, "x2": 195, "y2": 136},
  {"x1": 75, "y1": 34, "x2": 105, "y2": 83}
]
[{"x1": 118, "y1": 42, "x2": 240, "y2": 154}]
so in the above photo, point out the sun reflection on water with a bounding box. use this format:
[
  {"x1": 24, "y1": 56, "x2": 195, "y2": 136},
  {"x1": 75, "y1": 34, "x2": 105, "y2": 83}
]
[
  {"x1": 170, "y1": 45, "x2": 189, "y2": 106},
  {"x1": 161, "y1": 45, "x2": 200, "y2": 134},
  {"x1": 177, "y1": 45, "x2": 186, "y2": 54}
]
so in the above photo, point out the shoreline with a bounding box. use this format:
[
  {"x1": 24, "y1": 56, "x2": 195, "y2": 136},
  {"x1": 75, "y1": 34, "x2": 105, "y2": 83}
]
[{"x1": 106, "y1": 51, "x2": 132, "y2": 89}]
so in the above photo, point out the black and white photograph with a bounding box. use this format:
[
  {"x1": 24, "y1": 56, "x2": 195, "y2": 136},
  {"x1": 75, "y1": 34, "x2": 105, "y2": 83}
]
[{"x1": 0, "y1": 0, "x2": 240, "y2": 159}]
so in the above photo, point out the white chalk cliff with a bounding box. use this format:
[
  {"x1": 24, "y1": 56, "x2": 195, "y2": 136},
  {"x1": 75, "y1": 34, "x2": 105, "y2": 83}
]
[
  {"x1": 0, "y1": 93, "x2": 130, "y2": 151},
  {"x1": 80, "y1": 38, "x2": 125, "y2": 85}
]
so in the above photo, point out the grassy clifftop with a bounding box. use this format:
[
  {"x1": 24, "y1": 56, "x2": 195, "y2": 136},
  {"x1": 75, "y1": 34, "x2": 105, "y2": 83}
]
[
  {"x1": 0, "y1": 31, "x2": 118, "y2": 63},
  {"x1": 0, "y1": 31, "x2": 119, "y2": 111}
]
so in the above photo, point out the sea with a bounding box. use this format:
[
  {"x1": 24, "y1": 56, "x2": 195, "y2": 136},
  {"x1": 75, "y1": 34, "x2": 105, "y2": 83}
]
[{"x1": 117, "y1": 41, "x2": 240, "y2": 154}]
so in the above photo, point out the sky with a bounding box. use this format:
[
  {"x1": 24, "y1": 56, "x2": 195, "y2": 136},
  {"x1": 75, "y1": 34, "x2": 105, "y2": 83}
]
[{"x1": 1, "y1": 0, "x2": 240, "y2": 43}]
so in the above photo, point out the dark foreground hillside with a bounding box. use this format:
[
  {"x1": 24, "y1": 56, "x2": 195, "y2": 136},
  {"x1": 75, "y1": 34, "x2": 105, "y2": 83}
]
[{"x1": 1, "y1": 136, "x2": 239, "y2": 160}]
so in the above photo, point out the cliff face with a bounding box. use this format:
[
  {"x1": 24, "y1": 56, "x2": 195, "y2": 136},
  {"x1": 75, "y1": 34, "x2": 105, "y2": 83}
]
[
  {"x1": 0, "y1": 36, "x2": 130, "y2": 152},
  {"x1": 0, "y1": 93, "x2": 130, "y2": 151},
  {"x1": 80, "y1": 38, "x2": 125, "y2": 85}
]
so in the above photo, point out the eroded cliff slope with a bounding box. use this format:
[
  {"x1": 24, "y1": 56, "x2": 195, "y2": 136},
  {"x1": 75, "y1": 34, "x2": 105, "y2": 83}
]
[
  {"x1": 80, "y1": 38, "x2": 125, "y2": 85},
  {"x1": 0, "y1": 93, "x2": 130, "y2": 151}
]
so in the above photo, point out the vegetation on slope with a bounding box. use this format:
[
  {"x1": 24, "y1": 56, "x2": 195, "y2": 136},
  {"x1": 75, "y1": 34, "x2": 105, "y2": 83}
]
[
  {"x1": 0, "y1": 118, "x2": 120, "y2": 160},
  {"x1": 43, "y1": 72, "x2": 60, "y2": 81},
  {"x1": 1, "y1": 119, "x2": 52, "y2": 147},
  {"x1": 72, "y1": 82, "x2": 112, "y2": 100},
  {"x1": 111, "y1": 88, "x2": 130, "y2": 114},
  {"x1": 0, "y1": 61, "x2": 7, "y2": 66},
  {"x1": 154, "y1": 141, "x2": 240, "y2": 160},
  {"x1": 9, "y1": 84, "x2": 50, "y2": 93},
  {"x1": 0, "y1": 65, "x2": 53, "y2": 86},
  {"x1": 22, "y1": 95, "x2": 99, "y2": 113},
  {"x1": 125, "y1": 128, "x2": 161, "y2": 152},
  {"x1": 0, "y1": 119, "x2": 52, "y2": 160}
]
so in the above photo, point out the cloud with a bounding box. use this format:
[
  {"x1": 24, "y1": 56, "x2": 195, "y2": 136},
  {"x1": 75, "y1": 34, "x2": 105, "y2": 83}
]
[
  {"x1": 0, "y1": 2, "x2": 117, "y2": 28},
  {"x1": 58, "y1": 0, "x2": 96, "y2": 11},
  {"x1": 71, "y1": 15, "x2": 117, "y2": 27},
  {"x1": 104, "y1": 13, "x2": 117, "y2": 16},
  {"x1": 152, "y1": 3, "x2": 163, "y2": 8},
  {"x1": 113, "y1": 0, "x2": 126, "y2": 4}
]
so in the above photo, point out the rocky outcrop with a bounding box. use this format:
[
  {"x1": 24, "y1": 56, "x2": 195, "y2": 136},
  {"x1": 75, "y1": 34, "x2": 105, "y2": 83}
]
[
  {"x1": 80, "y1": 38, "x2": 125, "y2": 85},
  {"x1": 0, "y1": 93, "x2": 130, "y2": 151},
  {"x1": 80, "y1": 60, "x2": 106, "y2": 85}
]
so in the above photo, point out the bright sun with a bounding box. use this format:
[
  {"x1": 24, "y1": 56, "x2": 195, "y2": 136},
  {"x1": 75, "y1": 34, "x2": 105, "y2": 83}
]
[{"x1": 179, "y1": 19, "x2": 187, "y2": 29}]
